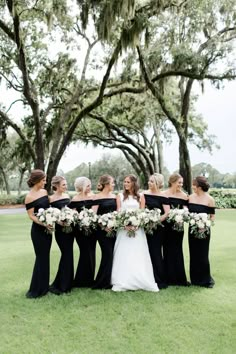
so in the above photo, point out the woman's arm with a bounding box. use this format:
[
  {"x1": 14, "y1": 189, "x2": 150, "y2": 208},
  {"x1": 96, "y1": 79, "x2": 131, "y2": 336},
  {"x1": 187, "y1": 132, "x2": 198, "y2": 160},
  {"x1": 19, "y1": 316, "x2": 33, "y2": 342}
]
[
  {"x1": 140, "y1": 193, "x2": 145, "y2": 209},
  {"x1": 26, "y1": 208, "x2": 46, "y2": 227},
  {"x1": 160, "y1": 204, "x2": 170, "y2": 222},
  {"x1": 116, "y1": 194, "x2": 121, "y2": 211}
]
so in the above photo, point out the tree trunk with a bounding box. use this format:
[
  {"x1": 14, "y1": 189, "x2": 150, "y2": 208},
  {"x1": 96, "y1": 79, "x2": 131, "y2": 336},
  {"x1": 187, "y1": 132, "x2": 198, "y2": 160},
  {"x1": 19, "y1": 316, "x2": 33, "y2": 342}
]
[
  {"x1": 0, "y1": 166, "x2": 11, "y2": 195},
  {"x1": 179, "y1": 137, "x2": 192, "y2": 194},
  {"x1": 18, "y1": 168, "x2": 26, "y2": 196}
]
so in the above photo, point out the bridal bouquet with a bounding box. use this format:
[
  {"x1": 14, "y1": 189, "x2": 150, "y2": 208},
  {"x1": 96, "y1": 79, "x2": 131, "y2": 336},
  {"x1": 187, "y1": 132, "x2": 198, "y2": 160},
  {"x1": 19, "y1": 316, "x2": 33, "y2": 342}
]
[
  {"x1": 139, "y1": 208, "x2": 162, "y2": 235},
  {"x1": 189, "y1": 212, "x2": 213, "y2": 239},
  {"x1": 77, "y1": 207, "x2": 98, "y2": 236},
  {"x1": 116, "y1": 209, "x2": 144, "y2": 237},
  {"x1": 166, "y1": 207, "x2": 190, "y2": 232},
  {"x1": 58, "y1": 206, "x2": 79, "y2": 233},
  {"x1": 36, "y1": 207, "x2": 61, "y2": 234},
  {"x1": 98, "y1": 211, "x2": 119, "y2": 237}
]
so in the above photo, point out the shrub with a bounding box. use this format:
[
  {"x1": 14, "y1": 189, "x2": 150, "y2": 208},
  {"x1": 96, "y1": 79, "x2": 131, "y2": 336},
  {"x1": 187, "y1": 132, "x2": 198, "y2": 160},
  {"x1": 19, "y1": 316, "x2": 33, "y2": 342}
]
[{"x1": 210, "y1": 190, "x2": 236, "y2": 209}]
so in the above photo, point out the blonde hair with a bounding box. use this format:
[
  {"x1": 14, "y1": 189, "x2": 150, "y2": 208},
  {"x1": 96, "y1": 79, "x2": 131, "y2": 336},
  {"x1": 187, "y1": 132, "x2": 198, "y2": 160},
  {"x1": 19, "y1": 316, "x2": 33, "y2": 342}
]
[
  {"x1": 51, "y1": 176, "x2": 65, "y2": 191},
  {"x1": 151, "y1": 173, "x2": 164, "y2": 189},
  {"x1": 168, "y1": 173, "x2": 182, "y2": 187},
  {"x1": 74, "y1": 177, "x2": 91, "y2": 193}
]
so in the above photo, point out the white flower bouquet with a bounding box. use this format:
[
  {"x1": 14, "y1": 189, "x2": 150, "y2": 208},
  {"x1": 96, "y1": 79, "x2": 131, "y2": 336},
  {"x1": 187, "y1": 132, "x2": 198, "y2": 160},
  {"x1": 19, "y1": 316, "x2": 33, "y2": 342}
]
[
  {"x1": 36, "y1": 207, "x2": 61, "y2": 234},
  {"x1": 58, "y1": 206, "x2": 79, "y2": 233},
  {"x1": 139, "y1": 208, "x2": 162, "y2": 235},
  {"x1": 97, "y1": 211, "x2": 119, "y2": 237},
  {"x1": 166, "y1": 207, "x2": 190, "y2": 232},
  {"x1": 77, "y1": 207, "x2": 98, "y2": 236},
  {"x1": 189, "y1": 212, "x2": 213, "y2": 239},
  {"x1": 116, "y1": 209, "x2": 144, "y2": 237}
]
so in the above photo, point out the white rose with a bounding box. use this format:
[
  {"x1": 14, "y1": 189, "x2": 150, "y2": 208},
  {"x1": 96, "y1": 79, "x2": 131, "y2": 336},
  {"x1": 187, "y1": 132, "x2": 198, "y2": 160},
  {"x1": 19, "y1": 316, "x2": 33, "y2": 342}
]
[
  {"x1": 197, "y1": 221, "x2": 205, "y2": 229},
  {"x1": 46, "y1": 216, "x2": 53, "y2": 225},
  {"x1": 175, "y1": 215, "x2": 183, "y2": 223}
]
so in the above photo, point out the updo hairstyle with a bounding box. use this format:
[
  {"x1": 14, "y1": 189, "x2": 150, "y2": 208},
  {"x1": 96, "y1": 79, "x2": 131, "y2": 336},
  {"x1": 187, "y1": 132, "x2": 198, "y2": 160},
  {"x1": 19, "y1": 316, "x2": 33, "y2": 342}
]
[
  {"x1": 193, "y1": 176, "x2": 210, "y2": 192},
  {"x1": 151, "y1": 173, "x2": 164, "y2": 189},
  {"x1": 97, "y1": 175, "x2": 112, "y2": 191},
  {"x1": 27, "y1": 169, "x2": 46, "y2": 188},
  {"x1": 51, "y1": 176, "x2": 65, "y2": 191},
  {"x1": 74, "y1": 176, "x2": 91, "y2": 193},
  {"x1": 168, "y1": 173, "x2": 182, "y2": 187}
]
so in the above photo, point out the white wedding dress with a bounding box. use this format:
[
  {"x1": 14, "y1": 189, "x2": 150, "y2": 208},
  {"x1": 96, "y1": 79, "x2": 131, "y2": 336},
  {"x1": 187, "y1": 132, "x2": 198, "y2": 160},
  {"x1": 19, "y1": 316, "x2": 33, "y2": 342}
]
[{"x1": 111, "y1": 194, "x2": 159, "y2": 292}]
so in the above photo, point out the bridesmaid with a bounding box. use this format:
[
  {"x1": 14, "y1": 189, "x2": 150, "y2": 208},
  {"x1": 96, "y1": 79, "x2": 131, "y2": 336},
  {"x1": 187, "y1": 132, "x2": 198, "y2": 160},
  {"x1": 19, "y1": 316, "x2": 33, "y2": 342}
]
[
  {"x1": 188, "y1": 176, "x2": 215, "y2": 288},
  {"x1": 69, "y1": 177, "x2": 96, "y2": 288},
  {"x1": 92, "y1": 175, "x2": 117, "y2": 289},
  {"x1": 163, "y1": 173, "x2": 189, "y2": 286},
  {"x1": 25, "y1": 169, "x2": 52, "y2": 298},
  {"x1": 49, "y1": 176, "x2": 74, "y2": 295},
  {"x1": 141, "y1": 173, "x2": 170, "y2": 289}
]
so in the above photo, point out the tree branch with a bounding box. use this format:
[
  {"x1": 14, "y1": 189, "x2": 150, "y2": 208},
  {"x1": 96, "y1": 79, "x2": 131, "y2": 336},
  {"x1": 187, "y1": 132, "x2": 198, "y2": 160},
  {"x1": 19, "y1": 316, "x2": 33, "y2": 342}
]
[{"x1": 0, "y1": 109, "x2": 36, "y2": 163}]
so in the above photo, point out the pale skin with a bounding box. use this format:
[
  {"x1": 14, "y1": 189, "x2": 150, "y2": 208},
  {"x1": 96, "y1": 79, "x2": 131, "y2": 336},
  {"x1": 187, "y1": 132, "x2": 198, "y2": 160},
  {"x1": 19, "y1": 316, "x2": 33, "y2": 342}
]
[
  {"x1": 92, "y1": 178, "x2": 116, "y2": 232},
  {"x1": 117, "y1": 176, "x2": 142, "y2": 232},
  {"x1": 92, "y1": 178, "x2": 116, "y2": 214},
  {"x1": 72, "y1": 181, "x2": 94, "y2": 202},
  {"x1": 163, "y1": 177, "x2": 188, "y2": 201},
  {"x1": 49, "y1": 179, "x2": 70, "y2": 226},
  {"x1": 25, "y1": 177, "x2": 52, "y2": 231},
  {"x1": 189, "y1": 184, "x2": 215, "y2": 221},
  {"x1": 49, "y1": 179, "x2": 70, "y2": 203},
  {"x1": 140, "y1": 175, "x2": 170, "y2": 222}
]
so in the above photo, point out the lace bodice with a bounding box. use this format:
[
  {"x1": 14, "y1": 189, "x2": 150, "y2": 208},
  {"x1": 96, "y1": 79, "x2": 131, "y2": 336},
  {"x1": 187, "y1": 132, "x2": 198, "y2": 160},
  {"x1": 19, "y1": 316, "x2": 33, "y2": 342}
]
[{"x1": 120, "y1": 194, "x2": 140, "y2": 211}]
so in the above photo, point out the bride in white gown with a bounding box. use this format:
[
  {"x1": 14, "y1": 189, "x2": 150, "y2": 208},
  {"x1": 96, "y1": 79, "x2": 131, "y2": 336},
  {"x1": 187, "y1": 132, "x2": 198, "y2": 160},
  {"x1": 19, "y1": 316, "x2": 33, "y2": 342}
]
[{"x1": 111, "y1": 175, "x2": 159, "y2": 292}]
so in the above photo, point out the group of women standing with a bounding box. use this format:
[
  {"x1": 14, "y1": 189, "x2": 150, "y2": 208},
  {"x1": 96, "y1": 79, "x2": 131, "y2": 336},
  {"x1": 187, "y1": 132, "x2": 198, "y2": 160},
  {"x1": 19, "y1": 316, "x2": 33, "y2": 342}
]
[{"x1": 25, "y1": 169, "x2": 215, "y2": 299}]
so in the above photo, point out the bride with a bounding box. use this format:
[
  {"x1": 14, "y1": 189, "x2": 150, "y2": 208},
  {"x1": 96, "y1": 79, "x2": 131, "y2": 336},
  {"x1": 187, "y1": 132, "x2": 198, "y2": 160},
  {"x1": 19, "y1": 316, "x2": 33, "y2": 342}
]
[{"x1": 111, "y1": 175, "x2": 159, "y2": 292}]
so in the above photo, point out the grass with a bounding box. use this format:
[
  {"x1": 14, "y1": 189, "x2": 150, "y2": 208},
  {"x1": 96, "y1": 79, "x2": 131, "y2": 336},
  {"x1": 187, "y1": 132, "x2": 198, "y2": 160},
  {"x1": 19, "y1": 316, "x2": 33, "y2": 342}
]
[{"x1": 0, "y1": 210, "x2": 235, "y2": 354}]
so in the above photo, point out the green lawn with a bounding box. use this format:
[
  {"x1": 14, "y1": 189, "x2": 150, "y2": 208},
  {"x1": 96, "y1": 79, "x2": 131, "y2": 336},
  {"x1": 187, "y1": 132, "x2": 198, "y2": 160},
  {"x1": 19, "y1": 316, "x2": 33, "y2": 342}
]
[{"x1": 0, "y1": 210, "x2": 235, "y2": 354}]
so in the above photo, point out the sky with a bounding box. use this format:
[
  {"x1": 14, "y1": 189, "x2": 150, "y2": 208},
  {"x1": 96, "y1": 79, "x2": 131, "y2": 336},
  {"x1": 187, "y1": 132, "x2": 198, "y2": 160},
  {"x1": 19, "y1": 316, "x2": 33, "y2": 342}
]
[{"x1": 58, "y1": 80, "x2": 236, "y2": 174}]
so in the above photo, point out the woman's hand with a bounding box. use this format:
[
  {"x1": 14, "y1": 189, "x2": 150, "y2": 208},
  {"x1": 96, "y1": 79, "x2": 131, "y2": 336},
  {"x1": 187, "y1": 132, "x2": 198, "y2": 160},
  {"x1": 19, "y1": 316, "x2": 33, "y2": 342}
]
[{"x1": 125, "y1": 225, "x2": 138, "y2": 232}]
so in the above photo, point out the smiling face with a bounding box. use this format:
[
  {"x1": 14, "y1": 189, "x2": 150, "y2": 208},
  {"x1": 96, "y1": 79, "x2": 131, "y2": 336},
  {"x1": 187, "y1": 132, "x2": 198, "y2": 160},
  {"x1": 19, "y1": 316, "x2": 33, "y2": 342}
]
[
  {"x1": 108, "y1": 178, "x2": 115, "y2": 192},
  {"x1": 173, "y1": 177, "x2": 183, "y2": 191},
  {"x1": 85, "y1": 181, "x2": 91, "y2": 194},
  {"x1": 38, "y1": 177, "x2": 47, "y2": 189},
  {"x1": 148, "y1": 176, "x2": 157, "y2": 191},
  {"x1": 124, "y1": 177, "x2": 133, "y2": 192},
  {"x1": 57, "y1": 179, "x2": 67, "y2": 193}
]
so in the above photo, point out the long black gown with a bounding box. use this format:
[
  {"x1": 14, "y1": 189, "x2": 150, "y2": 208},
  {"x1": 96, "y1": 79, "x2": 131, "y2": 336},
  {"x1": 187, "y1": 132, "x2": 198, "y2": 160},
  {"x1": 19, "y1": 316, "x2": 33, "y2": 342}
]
[
  {"x1": 50, "y1": 198, "x2": 74, "y2": 294},
  {"x1": 188, "y1": 203, "x2": 215, "y2": 288},
  {"x1": 69, "y1": 199, "x2": 97, "y2": 288},
  {"x1": 144, "y1": 194, "x2": 170, "y2": 289},
  {"x1": 92, "y1": 198, "x2": 117, "y2": 289},
  {"x1": 163, "y1": 197, "x2": 188, "y2": 286},
  {"x1": 25, "y1": 195, "x2": 52, "y2": 298}
]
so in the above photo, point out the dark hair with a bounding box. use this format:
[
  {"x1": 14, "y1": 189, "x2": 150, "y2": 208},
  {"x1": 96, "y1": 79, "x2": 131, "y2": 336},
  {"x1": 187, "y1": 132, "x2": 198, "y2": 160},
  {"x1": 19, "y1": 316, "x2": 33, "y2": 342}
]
[
  {"x1": 168, "y1": 173, "x2": 182, "y2": 187},
  {"x1": 123, "y1": 174, "x2": 140, "y2": 201},
  {"x1": 51, "y1": 176, "x2": 65, "y2": 191},
  {"x1": 97, "y1": 175, "x2": 113, "y2": 191},
  {"x1": 27, "y1": 169, "x2": 46, "y2": 188},
  {"x1": 192, "y1": 176, "x2": 210, "y2": 192}
]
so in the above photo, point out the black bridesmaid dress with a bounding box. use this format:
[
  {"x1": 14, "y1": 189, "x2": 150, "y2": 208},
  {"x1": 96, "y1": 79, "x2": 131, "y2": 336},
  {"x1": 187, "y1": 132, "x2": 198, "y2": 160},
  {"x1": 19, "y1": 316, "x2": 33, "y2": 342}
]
[
  {"x1": 25, "y1": 195, "x2": 52, "y2": 298},
  {"x1": 144, "y1": 194, "x2": 170, "y2": 289},
  {"x1": 50, "y1": 198, "x2": 74, "y2": 294},
  {"x1": 188, "y1": 203, "x2": 215, "y2": 288},
  {"x1": 163, "y1": 198, "x2": 188, "y2": 286},
  {"x1": 69, "y1": 199, "x2": 97, "y2": 288},
  {"x1": 92, "y1": 198, "x2": 117, "y2": 289}
]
